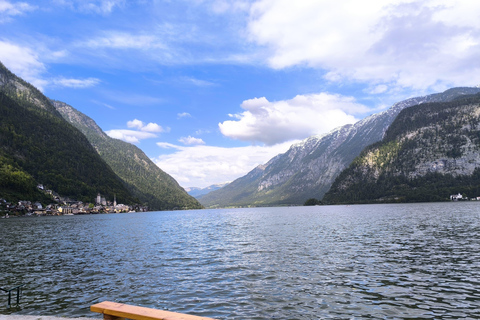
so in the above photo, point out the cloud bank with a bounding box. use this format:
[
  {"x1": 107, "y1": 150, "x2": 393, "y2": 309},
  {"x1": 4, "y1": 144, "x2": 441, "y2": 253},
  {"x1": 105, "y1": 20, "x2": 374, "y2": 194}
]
[
  {"x1": 219, "y1": 93, "x2": 368, "y2": 145},
  {"x1": 248, "y1": 0, "x2": 480, "y2": 91},
  {"x1": 154, "y1": 141, "x2": 294, "y2": 188},
  {"x1": 5, "y1": 1, "x2": 479, "y2": 94}
]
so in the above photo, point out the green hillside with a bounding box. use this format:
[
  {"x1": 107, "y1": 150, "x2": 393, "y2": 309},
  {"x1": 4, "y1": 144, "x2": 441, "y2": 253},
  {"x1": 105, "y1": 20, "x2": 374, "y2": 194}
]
[{"x1": 0, "y1": 81, "x2": 136, "y2": 204}]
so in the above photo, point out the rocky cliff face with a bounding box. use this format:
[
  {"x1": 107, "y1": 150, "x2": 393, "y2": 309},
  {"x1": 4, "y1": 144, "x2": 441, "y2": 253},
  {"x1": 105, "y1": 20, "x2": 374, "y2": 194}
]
[
  {"x1": 0, "y1": 62, "x2": 60, "y2": 114},
  {"x1": 53, "y1": 100, "x2": 106, "y2": 137},
  {"x1": 324, "y1": 94, "x2": 480, "y2": 203},
  {"x1": 200, "y1": 87, "x2": 480, "y2": 208}
]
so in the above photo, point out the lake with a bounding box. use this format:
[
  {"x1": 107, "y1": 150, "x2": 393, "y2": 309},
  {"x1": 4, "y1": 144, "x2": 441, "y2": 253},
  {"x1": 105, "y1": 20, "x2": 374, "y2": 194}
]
[{"x1": 1, "y1": 202, "x2": 480, "y2": 319}]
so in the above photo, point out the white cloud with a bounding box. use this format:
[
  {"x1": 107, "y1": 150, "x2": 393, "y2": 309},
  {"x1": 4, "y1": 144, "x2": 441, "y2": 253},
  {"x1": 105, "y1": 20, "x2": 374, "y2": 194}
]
[
  {"x1": 83, "y1": 31, "x2": 165, "y2": 50},
  {"x1": 247, "y1": 0, "x2": 480, "y2": 91},
  {"x1": 205, "y1": 0, "x2": 251, "y2": 14},
  {"x1": 181, "y1": 0, "x2": 251, "y2": 16},
  {"x1": 219, "y1": 93, "x2": 368, "y2": 145},
  {"x1": 367, "y1": 85, "x2": 389, "y2": 95},
  {"x1": 82, "y1": 0, "x2": 124, "y2": 14},
  {"x1": 52, "y1": 77, "x2": 100, "y2": 88},
  {"x1": 142, "y1": 122, "x2": 165, "y2": 133},
  {"x1": 177, "y1": 112, "x2": 192, "y2": 119},
  {"x1": 68, "y1": 2, "x2": 254, "y2": 67},
  {"x1": 195, "y1": 129, "x2": 211, "y2": 135},
  {"x1": 53, "y1": 0, "x2": 124, "y2": 14},
  {"x1": 0, "y1": 40, "x2": 47, "y2": 90},
  {"x1": 179, "y1": 136, "x2": 205, "y2": 145},
  {"x1": 153, "y1": 141, "x2": 294, "y2": 188},
  {"x1": 127, "y1": 119, "x2": 166, "y2": 133},
  {"x1": 105, "y1": 129, "x2": 157, "y2": 144},
  {"x1": 72, "y1": 28, "x2": 186, "y2": 67},
  {"x1": 91, "y1": 100, "x2": 116, "y2": 109},
  {"x1": 180, "y1": 76, "x2": 216, "y2": 87},
  {"x1": 107, "y1": 119, "x2": 169, "y2": 143},
  {"x1": 127, "y1": 119, "x2": 144, "y2": 130},
  {"x1": 157, "y1": 142, "x2": 181, "y2": 150},
  {"x1": 0, "y1": 0, "x2": 36, "y2": 22}
]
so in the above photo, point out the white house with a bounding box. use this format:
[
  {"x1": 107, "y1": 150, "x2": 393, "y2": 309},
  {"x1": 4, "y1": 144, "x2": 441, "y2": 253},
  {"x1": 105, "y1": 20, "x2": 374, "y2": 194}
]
[{"x1": 450, "y1": 193, "x2": 463, "y2": 201}]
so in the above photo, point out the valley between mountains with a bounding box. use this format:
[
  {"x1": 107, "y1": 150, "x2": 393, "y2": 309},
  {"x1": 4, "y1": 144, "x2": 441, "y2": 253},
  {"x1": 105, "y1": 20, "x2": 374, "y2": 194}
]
[{"x1": 2, "y1": 59, "x2": 480, "y2": 210}]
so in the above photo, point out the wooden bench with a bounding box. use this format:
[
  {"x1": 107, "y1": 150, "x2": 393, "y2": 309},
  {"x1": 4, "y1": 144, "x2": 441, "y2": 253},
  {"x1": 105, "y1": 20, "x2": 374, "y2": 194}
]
[{"x1": 91, "y1": 301, "x2": 218, "y2": 320}]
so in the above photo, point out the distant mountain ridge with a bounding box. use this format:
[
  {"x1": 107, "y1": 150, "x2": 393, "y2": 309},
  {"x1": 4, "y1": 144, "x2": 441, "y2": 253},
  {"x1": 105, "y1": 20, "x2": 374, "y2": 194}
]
[
  {"x1": 52, "y1": 100, "x2": 203, "y2": 211},
  {"x1": 199, "y1": 87, "x2": 480, "y2": 208},
  {"x1": 186, "y1": 183, "x2": 229, "y2": 198},
  {"x1": 323, "y1": 93, "x2": 480, "y2": 203}
]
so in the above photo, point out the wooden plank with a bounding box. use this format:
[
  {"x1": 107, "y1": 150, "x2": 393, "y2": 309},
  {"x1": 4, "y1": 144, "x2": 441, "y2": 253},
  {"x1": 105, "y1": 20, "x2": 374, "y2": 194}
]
[{"x1": 90, "y1": 301, "x2": 218, "y2": 320}]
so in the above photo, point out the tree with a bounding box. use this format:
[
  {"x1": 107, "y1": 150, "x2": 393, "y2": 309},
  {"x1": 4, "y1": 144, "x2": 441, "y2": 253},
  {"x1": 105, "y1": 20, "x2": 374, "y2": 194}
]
[{"x1": 304, "y1": 198, "x2": 322, "y2": 206}]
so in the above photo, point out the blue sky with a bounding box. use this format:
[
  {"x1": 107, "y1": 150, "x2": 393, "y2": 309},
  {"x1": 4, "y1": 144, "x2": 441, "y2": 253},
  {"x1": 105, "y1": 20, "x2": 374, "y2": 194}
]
[{"x1": 1, "y1": 0, "x2": 480, "y2": 188}]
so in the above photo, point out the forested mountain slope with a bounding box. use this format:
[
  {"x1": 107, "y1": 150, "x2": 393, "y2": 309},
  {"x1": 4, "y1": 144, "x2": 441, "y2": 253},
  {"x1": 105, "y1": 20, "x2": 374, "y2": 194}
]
[
  {"x1": 53, "y1": 101, "x2": 203, "y2": 210},
  {"x1": 323, "y1": 94, "x2": 480, "y2": 203},
  {"x1": 0, "y1": 62, "x2": 136, "y2": 203},
  {"x1": 200, "y1": 87, "x2": 480, "y2": 208}
]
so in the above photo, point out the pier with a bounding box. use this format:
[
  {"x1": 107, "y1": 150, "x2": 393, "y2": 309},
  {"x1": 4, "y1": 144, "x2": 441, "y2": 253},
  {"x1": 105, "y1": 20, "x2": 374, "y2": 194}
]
[{"x1": 91, "y1": 301, "x2": 217, "y2": 320}]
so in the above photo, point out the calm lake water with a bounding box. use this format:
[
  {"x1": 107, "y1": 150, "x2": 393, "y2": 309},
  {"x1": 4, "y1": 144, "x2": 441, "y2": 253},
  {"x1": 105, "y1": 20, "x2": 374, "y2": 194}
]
[{"x1": 1, "y1": 202, "x2": 480, "y2": 319}]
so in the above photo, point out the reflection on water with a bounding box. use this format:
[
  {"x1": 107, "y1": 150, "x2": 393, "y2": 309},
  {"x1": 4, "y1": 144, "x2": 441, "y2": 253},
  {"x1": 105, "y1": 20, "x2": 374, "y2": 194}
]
[{"x1": 1, "y1": 202, "x2": 479, "y2": 319}]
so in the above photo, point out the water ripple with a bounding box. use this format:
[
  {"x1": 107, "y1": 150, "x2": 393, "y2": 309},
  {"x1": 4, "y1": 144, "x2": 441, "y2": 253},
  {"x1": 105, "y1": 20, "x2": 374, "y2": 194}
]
[{"x1": 1, "y1": 202, "x2": 480, "y2": 319}]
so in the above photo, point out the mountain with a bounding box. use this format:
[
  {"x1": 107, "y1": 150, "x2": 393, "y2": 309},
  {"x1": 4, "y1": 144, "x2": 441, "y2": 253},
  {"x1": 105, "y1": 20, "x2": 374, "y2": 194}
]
[
  {"x1": 0, "y1": 62, "x2": 136, "y2": 204},
  {"x1": 185, "y1": 183, "x2": 229, "y2": 198},
  {"x1": 323, "y1": 93, "x2": 480, "y2": 203},
  {"x1": 199, "y1": 87, "x2": 480, "y2": 208},
  {"x1": 52, "y1": 100, "x2": 203, "y2": 210}
]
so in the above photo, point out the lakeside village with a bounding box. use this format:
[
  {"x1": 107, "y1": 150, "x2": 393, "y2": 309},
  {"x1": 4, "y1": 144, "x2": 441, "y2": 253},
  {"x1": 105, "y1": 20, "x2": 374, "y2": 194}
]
[
  {"x1": 1, "y1": 184, "x2": 148, "y2": 217},
  {"x1": 450, "y1": 193, "x2": 480, "y2": 201}
]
